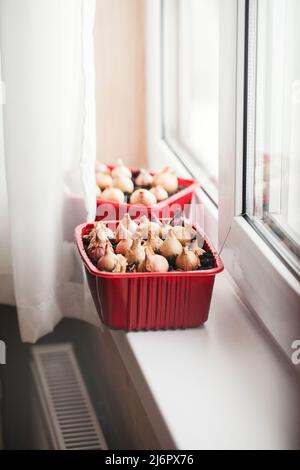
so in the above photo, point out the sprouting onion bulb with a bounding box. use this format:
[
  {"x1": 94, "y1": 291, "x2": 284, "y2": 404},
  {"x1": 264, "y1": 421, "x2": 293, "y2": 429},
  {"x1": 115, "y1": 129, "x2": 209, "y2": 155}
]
[
  {"x1": 150, "y1": 185, "x2": 168, "y2": 202},
  {"x1": 97, "y1": 241, "x2": 118, "y2": 272},
  {"x1": 139, "y1": 246, "x2": 169, "y2": 272},
  {"x1": 87, "y1": 231, "x2": 107, "y2": 261},
  {"x1": 152, "y1": 166, "x2": 178, "y2": 193},
  {"x1": 85, "y1": 223, "x2": 110, "y2": 261},
  {"x1": 116, "y1": 237, "x2": 133, "y2": 255},
  {"x1": 95, "y1": 162, "x2": 108, "y2": 173},
  {"x1": 136, "y1": 216, "x2": 161, "y2": 238},
  {"x1": 144, "y1": 233, "x2": 163, "y2": 253},
  {"x1": 95, "y1": 222, "x2": 114, "y2": 240},
  {"x1": 112, "y1": 174, "x2": 134, "y2": 193},
  {"x1": 96, "y1": 172, "x2": 113, "y2": 190},
  {"x1": 99, "y1": 185, "x2": 125, "y2": 203},
  {"x1": 135, "y1": 169, "x2": 153, "y2": 187},
  {"x1": 126, "y1": 235, "x2": 145, "y2": 266},
  {"x1": 113, "y1": 254, "x2": 128, "y2": 273},
  {"x1": 120, "y1": 213, "x2": 138, "y2": 234},
  {"x1": 160, "y1": 223, "x2": 172, "y2": 240},
  {"x1": 130, "y1": 189, "x2": 157, "y2": 206},
  {"x1": 190, "y1": 238, "x2": 206, "y2": 256},
  {"x1": 111, "y1": 159, "x2": 132, "y2": 178},
  {"x1": 115, "y1": 222, "x2": 133, "y2": 242},
  {"x1": 175, "y1": 246, "x2": 199, "y2": 271},
  {"x1": 173, "y1": 223, "x2": 197, "y2": 246},
  {"x1": 160, "y1": 228, "x2": 183, "y2": 259}
]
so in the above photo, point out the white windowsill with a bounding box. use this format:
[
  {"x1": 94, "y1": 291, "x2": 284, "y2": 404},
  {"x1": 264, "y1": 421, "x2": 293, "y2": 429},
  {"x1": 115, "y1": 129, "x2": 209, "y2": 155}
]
[
  {"x1": 109, "y1": 271, "x2": 300, "y2": 450},
  {"x1": 139, "y1": 0, "x2": 300, "y2": 450}
]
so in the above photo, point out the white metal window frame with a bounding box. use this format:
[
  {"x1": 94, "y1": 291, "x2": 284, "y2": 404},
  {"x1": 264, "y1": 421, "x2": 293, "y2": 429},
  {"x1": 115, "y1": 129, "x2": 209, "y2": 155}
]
[
  {"x1": 146, "y1": 0, "x2": 300, "y2": 363},
  {"x1": 220, "y1": 0, "x2": 299, "y2": 361}
]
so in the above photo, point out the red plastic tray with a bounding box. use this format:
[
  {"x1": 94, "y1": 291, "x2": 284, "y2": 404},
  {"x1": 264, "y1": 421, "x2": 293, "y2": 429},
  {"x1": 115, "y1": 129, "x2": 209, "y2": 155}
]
[
  {"x1": 75, "y1": 220, "x2": 224, "y2": 331},
  {"x1": 96, "y1": 165, "x2": 198, "y2": 221}
]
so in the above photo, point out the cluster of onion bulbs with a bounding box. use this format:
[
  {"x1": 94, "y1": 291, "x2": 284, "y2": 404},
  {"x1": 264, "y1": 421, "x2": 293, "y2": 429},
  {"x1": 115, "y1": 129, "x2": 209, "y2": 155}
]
[
  {"x1": 95, "y1": 160, "x2": 179, "y2": 206},
  {"x1": 84, "y1": 214, "x2": 213, "y2": 273}
]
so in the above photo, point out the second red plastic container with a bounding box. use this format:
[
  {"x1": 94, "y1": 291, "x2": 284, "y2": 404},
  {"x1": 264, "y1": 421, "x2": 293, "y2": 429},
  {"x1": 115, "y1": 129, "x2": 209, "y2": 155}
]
[
  {"x1": 96, "y1": 166, "x2": 198, "y2": 221},
  {"x1": 75, "y1": 220, "x2": 224, "y2": 331}
]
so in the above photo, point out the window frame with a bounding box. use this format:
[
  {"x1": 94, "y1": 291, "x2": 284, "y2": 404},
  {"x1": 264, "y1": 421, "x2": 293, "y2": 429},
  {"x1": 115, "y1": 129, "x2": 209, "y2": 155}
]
[
  {"x1": 219, "y1": 0, "x2": 299, "y2": 360},
  {"x1": 146, "y1": 0, "x2": 300, "y2": 363}
]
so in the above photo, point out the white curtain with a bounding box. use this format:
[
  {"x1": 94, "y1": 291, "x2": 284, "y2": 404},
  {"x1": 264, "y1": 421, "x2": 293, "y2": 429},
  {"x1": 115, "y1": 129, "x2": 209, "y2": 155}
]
[{"x1": 0, "y1": 0, "x2": 101, "y2": 342}]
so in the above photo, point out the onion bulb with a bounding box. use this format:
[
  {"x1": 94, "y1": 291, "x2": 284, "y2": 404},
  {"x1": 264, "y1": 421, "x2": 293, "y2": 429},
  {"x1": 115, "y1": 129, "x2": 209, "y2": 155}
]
[
  {"x1": 120, "y1": 213, "x2": 138, "y2": 234},
  {"x1": 99, "y1": 185, "x2": 124, "y2": 203},
  {"x1": 144, "y1": 233, "x2": 163, "y2": 254},
  {"x1": 113, "y1": 254, "x2": 128, "y2": 273},
  {"x1": 112, "y1": 174, "x2": 134, "y2": 194},
  {"x1": 160, "y1": 228, "x2": 183, "y2": 259},
  {"x1": 87, "y1": 231, "x2": 107, "y2": 261},
  {"x1": 116, "y1": 237, "x2": 133, "y2": 255},
  {"x1": 138, "y1": 247, "x2": 169, "y2": 273},
  {"x1": 173, "y1": 223, "x2": 197, "y2": 246},
  {"x1": 95, "y1": 185, "x2": 102, "y2": 198},
  {"x1": 95, "y1": 222, "x2": 114, "y2": 240},
  {"x1": 190, "y1": 238, "x2": 206, "y2": 256},
  {"x1": 175, "y1": 246, "x2": 199, "y2": 271},
  {"x1": 135, "y1": 169, "x2": 153, "y2": 187},
  {"x1": 130, "y1": 189, "x2": 157, "y2": 206},
  {"x1": 97, "y1": 241, "x2": 118, "y2": 272},
  {"x1": 169, "y1": 210, "x2": 184, "y2": 227},
  {"x1": 96, "y1": 172, "x2": 113, "y2": 190},
  {"x1": 160, "y1": 223, "x2": 172, "y2": 240},
  {"x1": 126, "y1": 235, "x2": 145, "y2": 266},
  {"x1": 136, "y1": 216, "x2": 161, "y2": 238},
  {"x1": 152, "y1": 166, "x2": 178, "y2": 193},
  {"x1": 150, "y1": 185, "x2": 168, "y2": 202},
  {"x1": 95, "y1": 162, "x2": 108, "y2": 173},
  {"x1": 115, "y1": 222, "x2": 133, "y2": 242},
  {"x1": 111, "y1": 159, "x2": 131, "y2": 179},
  {"x1": 85, "y1": 223, "x2": 110, "y2": 261}
]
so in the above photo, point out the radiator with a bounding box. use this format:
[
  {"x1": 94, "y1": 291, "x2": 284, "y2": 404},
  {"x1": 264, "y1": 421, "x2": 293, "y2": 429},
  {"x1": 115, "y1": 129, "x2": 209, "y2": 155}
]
[{"x1": 31, "y1": 343, "x2": 108, "y2": 450}]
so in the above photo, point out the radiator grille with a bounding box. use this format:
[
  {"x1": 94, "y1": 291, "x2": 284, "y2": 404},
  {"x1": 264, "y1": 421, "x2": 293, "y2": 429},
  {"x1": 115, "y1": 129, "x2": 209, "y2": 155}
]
[{"x1": 31, "y1": 344, "x2": 108, "y2": 450}]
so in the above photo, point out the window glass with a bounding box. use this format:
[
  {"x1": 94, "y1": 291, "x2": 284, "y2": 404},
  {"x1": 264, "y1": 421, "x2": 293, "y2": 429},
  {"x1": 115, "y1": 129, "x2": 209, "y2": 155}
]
[
  {"x1": 162, "y1": 0, "x2": 219, "y2": 202},
  {"x1": 245, "y1": 0, "x2": 300, "y2": 275}
]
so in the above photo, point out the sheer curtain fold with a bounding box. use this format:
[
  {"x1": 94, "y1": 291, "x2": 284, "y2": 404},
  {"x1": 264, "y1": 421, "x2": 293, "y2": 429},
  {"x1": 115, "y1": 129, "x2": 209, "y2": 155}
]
[{"x1": 0, "y1": 0, "x2": 99, "y2": 342}]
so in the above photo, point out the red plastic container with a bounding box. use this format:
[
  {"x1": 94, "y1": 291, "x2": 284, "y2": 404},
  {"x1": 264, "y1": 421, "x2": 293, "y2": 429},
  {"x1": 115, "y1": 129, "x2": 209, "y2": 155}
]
[
  {"x1": 96, "y1": 165, "x2": 198, "y2": 221},
  {"x1": 75, "y1": 220, "x2": 224, "y2": 331}
]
